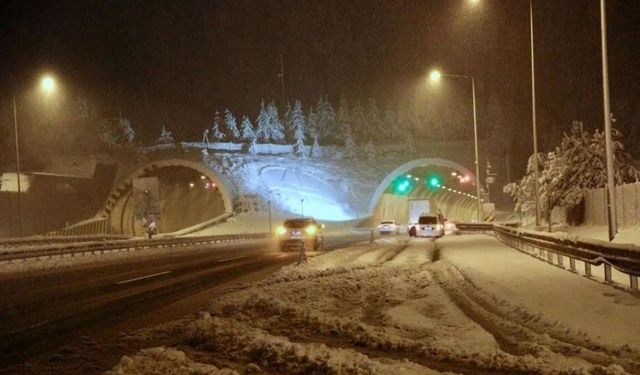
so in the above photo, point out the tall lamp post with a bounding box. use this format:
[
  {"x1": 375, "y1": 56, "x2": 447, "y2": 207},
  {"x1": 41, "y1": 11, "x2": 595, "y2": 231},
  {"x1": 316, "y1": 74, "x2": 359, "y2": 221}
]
[
  {"x1": 600, "y1": 0, "x2": 617, "y2": 241},
  {"x1": 430, "y1": 70, "x2": 482, "y2": 222},
  {"x1": 12, "y1": 75, "x2": 57, "y2": 236},
  {"x1": 529, "y1": 0, "x2": 541, "y2": 228}
]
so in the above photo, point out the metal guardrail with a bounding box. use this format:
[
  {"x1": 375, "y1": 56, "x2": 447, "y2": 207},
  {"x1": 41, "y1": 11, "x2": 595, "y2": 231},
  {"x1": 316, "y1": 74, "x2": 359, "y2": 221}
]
[
  {"x1": 0, "y1": 233, "x2": 272, "y2": 262},
  {"x1": 0, "y1": 235, "x2": 129, "y2": 249},
  {"x1": 454, "y1": 222, "x2": 495, "y2": 232},
  {"x1": 47, "y1": 217, "x2": 114, "y2": 236},
  {"x1": 493, "y1": 225, "x2": 640, "y2": 291}
]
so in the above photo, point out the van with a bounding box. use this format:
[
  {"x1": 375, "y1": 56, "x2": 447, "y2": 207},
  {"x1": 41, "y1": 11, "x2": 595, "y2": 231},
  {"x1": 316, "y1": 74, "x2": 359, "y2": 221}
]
[{"x1": 415, "y1": 213, "x2": 444, "y2": 238}]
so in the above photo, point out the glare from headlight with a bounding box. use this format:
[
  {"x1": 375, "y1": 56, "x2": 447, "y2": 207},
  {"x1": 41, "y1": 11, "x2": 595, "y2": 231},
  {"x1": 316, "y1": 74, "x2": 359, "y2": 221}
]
[
  {"x1": 305, "y1": 225, "x2": 317, "y2": 235},
  {"x1": 276, "y1": 226, "x2": 287, "y2": 235}
]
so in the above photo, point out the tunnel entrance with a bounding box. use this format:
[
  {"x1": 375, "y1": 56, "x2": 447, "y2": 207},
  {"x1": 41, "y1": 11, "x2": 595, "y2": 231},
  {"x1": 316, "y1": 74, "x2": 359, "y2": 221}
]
[
  {"x1": 106, "y1": 161, "x2": 232, "y2": 236},
  {"x1": 369, "y1": 159, "x2": 481, "y2": 226}
]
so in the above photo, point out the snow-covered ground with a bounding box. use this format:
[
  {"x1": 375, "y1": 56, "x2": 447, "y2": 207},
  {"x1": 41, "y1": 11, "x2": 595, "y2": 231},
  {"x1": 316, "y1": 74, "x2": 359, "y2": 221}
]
[
  {"x1": 109, "y1": 234, "x2": 640, "y2": 374},
  {"x1": 563, "y1": 225, "x2": 640, "y2": 245}
]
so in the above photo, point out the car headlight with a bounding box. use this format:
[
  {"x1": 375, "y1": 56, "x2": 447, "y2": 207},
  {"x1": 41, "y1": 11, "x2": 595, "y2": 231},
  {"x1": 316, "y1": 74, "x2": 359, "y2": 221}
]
[
  {"x1": 276, "y1": 226, "x2": 287, "y2": 235},
  {"x1": 305, "y1": 225, "x2": 317, "y2": 235}
]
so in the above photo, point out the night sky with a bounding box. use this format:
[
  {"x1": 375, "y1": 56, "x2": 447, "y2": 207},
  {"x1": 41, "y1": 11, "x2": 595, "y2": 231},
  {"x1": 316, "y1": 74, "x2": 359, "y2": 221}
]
[{"x1": 1, "y1": 0, "x2": 639, "y2": 173}]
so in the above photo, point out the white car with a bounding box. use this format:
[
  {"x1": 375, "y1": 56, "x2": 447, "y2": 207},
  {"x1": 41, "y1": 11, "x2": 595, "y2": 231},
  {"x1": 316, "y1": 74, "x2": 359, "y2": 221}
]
[
  {"x1": 377, "y1": 220, "x2": 400, "y2": 234},
  {"x1": 415, "y1": 214, "x2": 444, "y2": 238}
]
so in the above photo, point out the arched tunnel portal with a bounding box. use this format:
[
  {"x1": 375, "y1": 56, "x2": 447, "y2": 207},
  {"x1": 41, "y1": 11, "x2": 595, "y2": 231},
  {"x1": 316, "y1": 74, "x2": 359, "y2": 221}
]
[
  {"x1": 369, "y1": 158, "x2": 481, "y2": 225},
  {"x1": 104, "y1": 159, "x2": 235, "y2": 236}
]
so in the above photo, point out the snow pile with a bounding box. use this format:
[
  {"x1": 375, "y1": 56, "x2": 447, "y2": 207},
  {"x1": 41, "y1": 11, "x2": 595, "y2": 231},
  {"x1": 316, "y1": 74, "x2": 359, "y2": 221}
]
[
  {"x1": 110, "y1": 236, "x2": 640, "y2": 374},
  {"x1": 106, "y1": 347, "x2": 237, "y2": 375}
]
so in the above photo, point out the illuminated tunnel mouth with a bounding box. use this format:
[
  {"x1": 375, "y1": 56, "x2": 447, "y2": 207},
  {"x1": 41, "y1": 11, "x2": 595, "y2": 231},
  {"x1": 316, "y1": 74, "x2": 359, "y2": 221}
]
[
  {"x1": 106, "y1": 159, "x2": 234, "y2": 235},
  {"x1": 369, "y1": 158, "x2": 480, "y2": 223},
  {"x1": 259, "y1": 166, "x2": 355, "y2": 221}
]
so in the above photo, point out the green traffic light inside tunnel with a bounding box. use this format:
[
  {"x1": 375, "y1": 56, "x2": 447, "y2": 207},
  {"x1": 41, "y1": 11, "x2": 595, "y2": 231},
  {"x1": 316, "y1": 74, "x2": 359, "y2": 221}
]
[
  {"x1": 391, "y1": 176, "x2": 414, "y2": 195},
  {"x1": 426, "y1": 174, "x2": 442, "y2": 190}
]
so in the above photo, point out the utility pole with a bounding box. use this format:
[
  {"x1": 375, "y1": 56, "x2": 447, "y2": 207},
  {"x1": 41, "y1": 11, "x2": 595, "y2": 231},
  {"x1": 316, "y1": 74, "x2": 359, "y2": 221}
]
[
  {"x1": 278, "y1": 53, "x2": 286, "y2": 108},
  {"x1": 471, "y1": 77, "x2": 482, "y2": 222},
  {"x1": 530, "y1": 0, "x2": 541, "y2": 228},
  {"x1": 12, "y1": 95, "x2": 23, "y2": 236},
  {"x1": 268, "y1": 200, "x2": 272, "y2": 233},
  {"x1": 601, "y1": 0, "x2": 617, "y2": 241}
]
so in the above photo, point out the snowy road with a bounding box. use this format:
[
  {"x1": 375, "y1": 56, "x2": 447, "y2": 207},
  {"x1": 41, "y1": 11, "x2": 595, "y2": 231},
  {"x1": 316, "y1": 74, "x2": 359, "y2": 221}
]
[
  {"x1": 104, "y1": 234, "x2": 640, "y2": 374},
  {"x1": 0, "y1": 232, "x2": 371, "y2": 369}
]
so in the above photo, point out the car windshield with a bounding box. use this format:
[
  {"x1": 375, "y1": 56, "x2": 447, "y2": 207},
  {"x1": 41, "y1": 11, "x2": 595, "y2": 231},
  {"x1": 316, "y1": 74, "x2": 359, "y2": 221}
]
[
  {"x1": 418, "y1": 216, "x2": 438, "y2": 225},
  {"x1": 284, "y1": 219, "x2": 313, "y2": 229},
  {"x1": 380, "y1": 221, "x2": 394, "y2": 224}
]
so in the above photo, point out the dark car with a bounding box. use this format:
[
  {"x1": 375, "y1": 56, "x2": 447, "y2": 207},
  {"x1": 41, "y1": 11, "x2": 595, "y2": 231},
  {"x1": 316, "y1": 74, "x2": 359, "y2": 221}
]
[{"x1": 275, "y1": 218, "x2": 324, "y2": 251}]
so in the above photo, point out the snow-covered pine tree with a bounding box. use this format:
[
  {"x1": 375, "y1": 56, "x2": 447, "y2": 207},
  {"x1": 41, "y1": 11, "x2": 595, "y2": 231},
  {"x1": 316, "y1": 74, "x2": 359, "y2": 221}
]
[
  {"x1": 283, "y1": 102, "x2": 293, "y2": 143},
  {"x1": 336, "y1": 95, "x2": 351, "y2": 145},
  {"x1": 404, "y1": 134, "x2": 416, "y2": 156},
  {"x1": 307, "y1": 107, "x2": 319, "y2": 144},
  {"x1": 211, "y1": 110, "x2": 225, "y2": 142},
  {"x1": 77, "y1": 96, "x2": 89, "y2": 119},
  {"x1": 350, "y1": 99, "x2": 368, "y2": 142},
  {"x1": 311, "y1": 137, "x2": 322, "y2": 158},
  {"x1": 504, "y1": 122, "x2": 639, "y2": 219},
  {"x1": 266, "y1": 101, "x2": 285, "y2": 144},
  {"x1": 158, "y1": 126, "x2": 174, "y2": 144},
  {"x1": 366, "y1": 98, "x2": 385, "y2": 143},
  {"x1": 248, "y1": 137, "x2": 258, "y2": 154},
  {"x1": 240, "y1": 115, "x2": 256, "y2": 142},
  {"x1": 223, "y1": 108, "x2": 240, "y2": 142},
  {"x1": 255, "y1": 99, "x2": 269, "y2": 143},
  {"x1": 343, "y1": 125, "x2": 356, "y2": 159},
  {"x1": 316, "y1": 96, "x2": 337, "y2": 144},
  {"x1": 291, "y1": 100, "x2": 306, "y2": 157},
  {"x1": 383, "y1": 106, "x2": 398, "y2": 142},
  {"x1": 98, "y1": 117, "x2": 136, "y2": 150},
  {"x1": 363, "y1": 139, "x2": 376, "y2": 160}
]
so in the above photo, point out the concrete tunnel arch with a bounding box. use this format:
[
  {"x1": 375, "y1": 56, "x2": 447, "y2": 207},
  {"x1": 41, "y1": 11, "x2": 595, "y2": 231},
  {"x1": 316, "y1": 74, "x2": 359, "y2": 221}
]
[
  {"x1": 368, "y1": 158, "x2": 479, "y2": 214},
  {"x1": 103, "y1": 159, "x2": 236, "y2": 234}
]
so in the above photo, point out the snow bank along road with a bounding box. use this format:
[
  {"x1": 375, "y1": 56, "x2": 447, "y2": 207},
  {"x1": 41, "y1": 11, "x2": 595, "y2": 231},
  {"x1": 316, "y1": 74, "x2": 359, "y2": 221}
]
[
  {"x1": 0, "y1": 232, "x2": 371, "y2": 369},
  {"x1": 95, "y1": 234, "x2": 640, "y2": 374}
]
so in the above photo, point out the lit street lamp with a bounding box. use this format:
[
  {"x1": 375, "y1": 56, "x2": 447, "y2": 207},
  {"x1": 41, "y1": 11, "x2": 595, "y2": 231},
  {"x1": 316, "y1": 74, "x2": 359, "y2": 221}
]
[
  {"x1": 12, "y1": 74, "x2": 57, "y2": 236},
  {"x1": 430, "y1": 69, "x2": 482, "y2": 222}
]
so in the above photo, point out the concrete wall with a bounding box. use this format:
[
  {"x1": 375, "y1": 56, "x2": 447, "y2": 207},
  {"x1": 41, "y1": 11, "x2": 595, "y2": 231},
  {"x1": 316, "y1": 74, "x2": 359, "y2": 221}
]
[{"x1": 584, "y1": 183, "x2": 640, "y2": 228}]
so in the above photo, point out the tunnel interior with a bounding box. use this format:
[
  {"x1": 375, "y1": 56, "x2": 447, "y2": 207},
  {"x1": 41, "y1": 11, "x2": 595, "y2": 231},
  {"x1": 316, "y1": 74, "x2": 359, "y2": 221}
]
[
  {"x1": 109, "y1": 165, "x2": 226, "y2": 235},
  {"x1": 371, "y1": 163, "x2": 480, "y2": 226}
]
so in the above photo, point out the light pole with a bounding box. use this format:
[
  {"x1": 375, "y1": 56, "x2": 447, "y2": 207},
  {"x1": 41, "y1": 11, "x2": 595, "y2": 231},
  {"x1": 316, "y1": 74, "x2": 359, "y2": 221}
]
[
  {"x1": 600, "y1": 0, "x2": 617, "y2": 241},
  {"x1": 529, "y1": 0, "x2": 541, "y2": 228},
  {"x1": 12, "y1": 75, "x2": 57, "y2": 236},
  {"x1": 430, "y1": 70, "x2": 482, "y2": 222}
]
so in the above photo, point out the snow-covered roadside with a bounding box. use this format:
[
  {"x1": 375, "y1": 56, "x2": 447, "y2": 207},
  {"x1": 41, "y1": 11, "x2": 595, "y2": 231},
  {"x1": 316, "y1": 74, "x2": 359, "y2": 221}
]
[
  {"x1": 438, "y1": 234, "x2": 640, "y2": 350},
  {"x1": 0, "y1": 239, "x2": 271, "y2": 276},
  {"x1": 109, "y1": 236, "x2": 640, "y2": 374},
  {"x1": 562, "y1": 225, "x2": 640, "y2": 245}
]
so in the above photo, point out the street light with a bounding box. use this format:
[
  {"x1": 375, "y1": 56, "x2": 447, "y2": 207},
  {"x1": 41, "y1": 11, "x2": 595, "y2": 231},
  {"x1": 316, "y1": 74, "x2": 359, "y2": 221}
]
[
  {"x1": 528, "y1": 0, "x2": 541, "y2": 229},
  {"x1": 12, "y1": 74, "x2": 57, "y2": 236},
  {"x1": 41, "y1": 76, "x2": 56, "y2": 94},
  {"x1": 429, "y1": 69, "x2": 482, "y2": 222}
]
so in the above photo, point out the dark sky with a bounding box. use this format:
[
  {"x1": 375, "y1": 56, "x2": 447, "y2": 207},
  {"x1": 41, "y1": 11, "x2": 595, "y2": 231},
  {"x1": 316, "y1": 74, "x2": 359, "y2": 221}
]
[{"x1": 1, "y1": 0, "x2": 639, "y2": 170}]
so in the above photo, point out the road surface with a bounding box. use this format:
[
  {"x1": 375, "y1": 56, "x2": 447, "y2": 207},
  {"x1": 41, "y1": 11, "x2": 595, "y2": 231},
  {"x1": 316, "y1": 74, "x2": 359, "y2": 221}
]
[{"x1": 0, "y1": 232, "x2": 370, "y2": 369}]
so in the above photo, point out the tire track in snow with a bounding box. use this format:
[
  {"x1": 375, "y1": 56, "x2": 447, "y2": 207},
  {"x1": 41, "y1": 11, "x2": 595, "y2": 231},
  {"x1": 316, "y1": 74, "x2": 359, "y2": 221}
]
[{"x1": 431, "y1": 261, "x2": 640, "y2": 373}]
